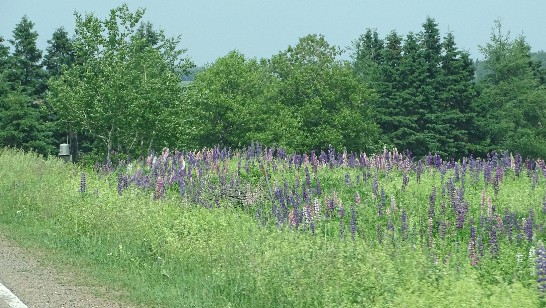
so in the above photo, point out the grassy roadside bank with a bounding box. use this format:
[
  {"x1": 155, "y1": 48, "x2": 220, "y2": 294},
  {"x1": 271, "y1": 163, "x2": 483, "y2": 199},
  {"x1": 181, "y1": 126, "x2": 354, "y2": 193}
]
[{"x1": 0, "y1": 148, "x2": 543, "y2": 307}]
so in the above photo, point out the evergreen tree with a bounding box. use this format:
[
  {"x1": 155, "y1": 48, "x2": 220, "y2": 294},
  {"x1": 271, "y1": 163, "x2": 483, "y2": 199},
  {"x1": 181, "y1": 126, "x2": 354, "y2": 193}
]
[
  {"x1": 0, "y1": 92, "x2": 55, "y2": 156},
  {"x1": 474, "y1": 20, "x2": 546, "y2": 158},
  {"x1": 7, "y1": 16, "x2": 46, "y2": 97},
  {"x1": 351, "y1": 17, "x2": 477, "y2": 158},
  {"x1": 0, "y1": 37, "x2": 10, "y2": 97},
  {"x1": 43, "y1": 27, "x2": 75, "y2": 77},
  {"x1": 436, "y1": 32, "x2": 477, "y2": 158}
]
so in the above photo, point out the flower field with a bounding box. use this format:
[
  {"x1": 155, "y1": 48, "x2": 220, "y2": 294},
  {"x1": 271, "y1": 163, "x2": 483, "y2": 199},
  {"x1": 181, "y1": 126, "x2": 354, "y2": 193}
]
[{"x1": 1, "y1": 146, "x2": 545, "y2": 307}]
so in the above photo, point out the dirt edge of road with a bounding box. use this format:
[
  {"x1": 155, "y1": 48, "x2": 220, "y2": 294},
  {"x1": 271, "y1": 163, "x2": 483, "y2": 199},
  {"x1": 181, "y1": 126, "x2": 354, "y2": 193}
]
[{"x1": 0, "y1": 230, "x2": 137, "y2": 308}]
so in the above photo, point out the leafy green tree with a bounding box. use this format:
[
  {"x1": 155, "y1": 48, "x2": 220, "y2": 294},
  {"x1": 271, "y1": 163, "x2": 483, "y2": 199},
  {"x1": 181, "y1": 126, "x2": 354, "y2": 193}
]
[
  {"x1": 268, "y1": 34, "x2": 380, "y2": 152},
  {"x1": 48, "y1": 4, "x2": 193, "y2": 163},
  {"x1": 183, "y1": 51, "x2": 271, "y2": 148},
  {"x1": 473, "y1": 20, "x2": 546, "y2": 158},
  {"x1": 7, "y1": 16, "x2": 46, "y2": 97}
]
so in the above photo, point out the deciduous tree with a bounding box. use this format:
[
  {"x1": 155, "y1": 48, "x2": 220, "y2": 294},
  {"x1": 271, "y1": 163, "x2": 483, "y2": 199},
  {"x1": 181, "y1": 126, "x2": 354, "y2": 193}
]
[{"x1": 48, "y1": 4, "x2": 193, "y2": 162}]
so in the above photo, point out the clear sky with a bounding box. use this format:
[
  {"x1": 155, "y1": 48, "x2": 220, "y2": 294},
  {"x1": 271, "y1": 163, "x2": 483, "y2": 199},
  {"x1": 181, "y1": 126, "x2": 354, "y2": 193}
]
[{"x1": 1, "y1": 1, "x2": 545, "y2": 66}]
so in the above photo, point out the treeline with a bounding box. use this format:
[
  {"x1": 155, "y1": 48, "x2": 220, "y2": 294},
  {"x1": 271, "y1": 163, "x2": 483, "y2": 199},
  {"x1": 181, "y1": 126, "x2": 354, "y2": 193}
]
[{"x1": 1, "y1": 5, "x2": 546, "y2": 162}]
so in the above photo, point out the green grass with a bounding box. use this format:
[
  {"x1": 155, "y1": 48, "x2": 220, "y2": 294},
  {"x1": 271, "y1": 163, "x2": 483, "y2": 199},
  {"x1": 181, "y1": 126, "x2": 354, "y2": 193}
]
[{"x1": 0, "y1": 148, "x2": 544, "y2": 307}]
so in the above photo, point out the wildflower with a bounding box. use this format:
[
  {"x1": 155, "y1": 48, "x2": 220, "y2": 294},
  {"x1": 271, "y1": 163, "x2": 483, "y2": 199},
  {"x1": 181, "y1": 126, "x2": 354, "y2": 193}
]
[
  {"x1": 428, "y1": 217, "x2": 434, "y2": 248},
  {"x1": 469, "y1": 220, "x2": 478, "y2": 266},
  {"x1": 155, "y1": 177, "x2": 165, "y2": 199},
  {"x1": 401, "y1": 209, "x2": 407, "y2": 240},
  {"x1": 489, "y1": 225, "x2": 499, "y2": 257},
  {"x1": 117, "y1": 173, "x2": 124, "y2": 196},
  {"x1": 468, "y1": 239, "x2": 478, "y2": 266},
  {"x1": 390, "y1": 195, "x2": 397, "y2": 213},
  {"x1": 416, "y1": 160, "x2": 422, "y2": 183},
  {"x1": 372, "y1": 175, "x2": 378, "y2": 197},
  {"x1": 339, "y1": 204, "x2": 346, "y2": 239},
  {"x1": 313, "y1": 198, "x2": 321, "y2": 220},
  {"x1": 344, "y1": 173, "x2": 351, "y2": 185},
  {"x1": 402, "y1": 173, "x2": 409, "y2": 190},
  {"x1": 524, "y1": 216, "x2": 534, "y2": 243},
  {"x1": 536, "y1": 243, "x2": 546, "y2": 297},
  {"x1": 429, "y1": 186, "x2": 436, "y2": 219},
  {"x1": 355, "y1": 192, "x2": 361, "y2": 205},
  {"x1": 79, "y1": 172, "x2": 86, "y2": 194},
  {"x1": 350, "y1": 203, "x2": 357, "y2": 241},
  {"x1": 378, "y1": 188, "x2": 386, "y2": 217}
]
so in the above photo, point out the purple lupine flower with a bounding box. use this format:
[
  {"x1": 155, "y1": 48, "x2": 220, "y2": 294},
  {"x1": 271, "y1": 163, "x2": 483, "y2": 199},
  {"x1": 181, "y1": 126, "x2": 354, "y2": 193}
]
[
  {"x1": 427, "y1": 217, "x2": 434, "y2": 248},
  {"x1": 429, "y1": 186, "x2": 436, "y2": 219},
  {"x1": 401, "y1": 209, "x2": 407, "y2": 240},
  {"x1": 178, "y1": 178, "x2": 186, "y2": 196},
  {"x1": 536, "y1": 243, "x2": 546, "y2": 297},
  {"x1": 402, "y1": 173, "x2": 409, "y2": 190},
  {"x1": 372, "y1": 175, "x2": 378, "y2": 197},
  {"x1": 350, "y1": 203, "x2": 357, "y2": 241},
  {"x1": 456, "y1": 202, "x2": 468, "y2": 229},
  {"x1": 79, "y1": 172, "x2": 86, "y2": 194},
  {"x1": 489, "y1": 225, "x2": 498, "y2": 257},
  {"x1": 344, "y1": 173, "x2": 351, "y2": 185},
  {"x1": 469, "y1": 219, "x2": 478, "y2": 265},
  {"x1": 378, "y1": 188, "x2": 386, "y2": 217},
  {"x1": 504, "y1": 209, "x2": 513, "y2": 241},
  {"x1": 155, "y1": 177, "x2": 165, "y2": 200},
  {"x1": 532, "y1": 172, "x2": 539, "y2": 190},
  {"x1": 305, "y1": 166, "x2": 311, "y2": 188},
  {"x1": 339, "y1": 204, "x2": 345, "y2": 239},
  {"x1": 524, "y1": 218, "x2": 534, "y2": 243},
  {"x1": 484, "y1": 163, "x2": 492, "y2": 185},
  {"x1": 440, "y1": 220, "x2": 447, "y2": 239}
]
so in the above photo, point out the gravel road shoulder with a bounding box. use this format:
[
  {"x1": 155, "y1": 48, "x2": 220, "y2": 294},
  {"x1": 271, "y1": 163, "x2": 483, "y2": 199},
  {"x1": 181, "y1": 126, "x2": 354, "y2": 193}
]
[{"x1": 0, "y1": 232, "x2": 136, "y2": 308}]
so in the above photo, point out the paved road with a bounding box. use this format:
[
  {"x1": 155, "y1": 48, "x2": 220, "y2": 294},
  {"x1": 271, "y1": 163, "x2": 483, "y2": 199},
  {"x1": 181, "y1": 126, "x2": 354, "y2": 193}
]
[
  {"x1": 0, "y1": 232, "x2": 135, "y2": 308},
  {"x1": 0, "y1": 282, "x2": 27, "y2": 308}
]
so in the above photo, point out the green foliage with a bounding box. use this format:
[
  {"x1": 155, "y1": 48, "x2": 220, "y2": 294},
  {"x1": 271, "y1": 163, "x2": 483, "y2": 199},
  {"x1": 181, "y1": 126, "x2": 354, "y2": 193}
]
[
  {"x1": 43, "y1": 27, "x2": 75, "y2": 77},
  {"x1": 352, "y1": 18, "x2": 476, "y2": 159},
  {"x1": 473, "y1": 20, "x2": 546, "y2": 159},
  {"x1": 47, "y1": 4, "x2": 193, "y2": 162},
  {"x1": 7, "y1": 16, "x2": 47, "y2": 97},
  {"x1": 1, "y1": 149, "x2": 546, "y2": 307},
  {"x1": 183, "y1": 51, "x2": 271, "y2": 149},
  {"x1": 184, "y1": 35, "x2": 380, "y2": 153},
  {"x1": 268, "y1": 34, "x2": 380, "y2": 153},
  {"x1": 0, "y1": 93, "x2": 55, "y2": 156}
]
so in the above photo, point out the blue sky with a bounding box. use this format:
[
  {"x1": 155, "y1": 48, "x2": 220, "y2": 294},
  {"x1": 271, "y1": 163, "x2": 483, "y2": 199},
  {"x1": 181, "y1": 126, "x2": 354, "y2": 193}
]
[{"x1": 1, "y1": 1, "x2": 545, "y2": 66}]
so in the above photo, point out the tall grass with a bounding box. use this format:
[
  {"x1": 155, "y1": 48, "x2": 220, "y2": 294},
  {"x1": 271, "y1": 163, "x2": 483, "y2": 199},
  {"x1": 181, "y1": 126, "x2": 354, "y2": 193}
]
[{"x1": 0, "y1": 147, "x2": 544, "y2": 307}]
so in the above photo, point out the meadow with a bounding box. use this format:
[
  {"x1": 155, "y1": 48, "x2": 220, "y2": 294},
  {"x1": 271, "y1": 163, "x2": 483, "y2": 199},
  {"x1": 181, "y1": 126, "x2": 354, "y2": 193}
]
[{"x1": 0, "y1": 145, "x2": 545, "y2": 307}]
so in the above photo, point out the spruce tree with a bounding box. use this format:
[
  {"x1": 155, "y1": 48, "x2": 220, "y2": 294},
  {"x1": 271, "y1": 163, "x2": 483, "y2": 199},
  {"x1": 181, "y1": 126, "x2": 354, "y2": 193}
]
[{"x1": 8, "y1": 16, "x2": 46, "y2": 97}]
